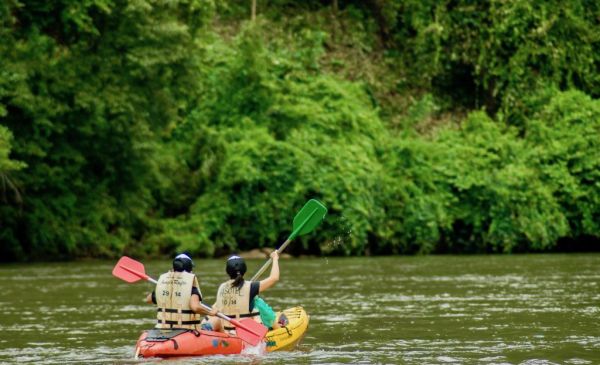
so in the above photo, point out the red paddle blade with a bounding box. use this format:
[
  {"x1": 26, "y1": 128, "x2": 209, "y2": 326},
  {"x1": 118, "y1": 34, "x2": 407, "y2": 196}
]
[
  {"x1": 234, "y1": 318, "x2": 268, "y2": 346},
  {"x1": 112, "y1": 256, "x2": 147, "y2": 283}
]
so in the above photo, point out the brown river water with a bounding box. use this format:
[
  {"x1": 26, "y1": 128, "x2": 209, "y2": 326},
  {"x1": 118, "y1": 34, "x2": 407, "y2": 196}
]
[{"x1": 0, "y1": 254, "x2": 598, "y2": 364}]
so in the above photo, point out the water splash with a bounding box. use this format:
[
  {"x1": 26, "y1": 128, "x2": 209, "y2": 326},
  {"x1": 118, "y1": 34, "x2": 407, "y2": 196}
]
[
  {"x1": 323, "y1": 215, "x2": 353, "y2": 252},
  {"x1": 241, "y1": 341, "x2": 266, "y2": 356}
]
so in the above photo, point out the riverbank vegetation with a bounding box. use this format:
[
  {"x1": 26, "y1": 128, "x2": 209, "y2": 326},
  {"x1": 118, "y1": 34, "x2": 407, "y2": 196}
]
[{"x1": 1, "y1": 1, "x2": 599, "y2": 261}]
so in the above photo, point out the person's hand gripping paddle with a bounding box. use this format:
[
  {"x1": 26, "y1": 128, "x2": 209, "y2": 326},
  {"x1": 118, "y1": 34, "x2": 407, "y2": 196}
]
[{"x1": 112, "y1": 256, "x2": 267, "y2": 346}]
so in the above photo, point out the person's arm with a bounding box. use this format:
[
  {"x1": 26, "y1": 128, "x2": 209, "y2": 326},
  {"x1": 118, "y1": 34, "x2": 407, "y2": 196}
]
[
  {"x1": 190, "y1": 294, "x2": 218, "y2": 316},
  {"x1": 259, "y1": 251, "x2": 279, "y2": 293},
  {"x1": 145, "y1": 292, "x2": 154, "y2": 304}
]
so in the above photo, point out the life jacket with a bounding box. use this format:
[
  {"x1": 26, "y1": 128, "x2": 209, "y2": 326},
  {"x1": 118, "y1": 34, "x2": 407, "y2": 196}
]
[
  {"x1": 214, "y1": 280, "x2": 260, "y2": 330},
  {"x1": 155, "y1": 271, "x2": 201, "y2": 330}
]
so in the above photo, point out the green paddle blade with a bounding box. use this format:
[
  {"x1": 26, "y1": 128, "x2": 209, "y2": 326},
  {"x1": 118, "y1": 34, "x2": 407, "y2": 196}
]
[
  {"x1": 250, "y1": 199, "x2": 328, "y2": 281},
  {"x1": 290, "y1": 199, "x2": 327, "y2": 240}
]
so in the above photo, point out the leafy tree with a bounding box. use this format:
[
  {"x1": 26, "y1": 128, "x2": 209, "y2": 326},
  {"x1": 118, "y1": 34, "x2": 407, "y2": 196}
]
[
  {"x1": 525, "y1": 90, "x2": 600, "y2": 239},
  {"x1": 1, "y1": 1, "x2": 599, "y2": 260},
  {"x1": 366, "y1": 0, "x2": 599, "y2": 115},
  {"x1": 434, "y1": 111, "x2": 568, "y2": 252},
  {"x1": 0, "y1": 125, "x2": 25, "y2": 200},
  {"x1": 0, "y1": 0, "x2": 214, "y2": 260},
  {"x1": 149, "y1": 25, "x2": 389, "y2": 256}
]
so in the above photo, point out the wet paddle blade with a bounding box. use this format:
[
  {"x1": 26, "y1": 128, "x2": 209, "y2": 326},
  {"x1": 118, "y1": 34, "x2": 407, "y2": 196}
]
[
  {"x1": 112, "y1": 256, "x2": 147, "y2": 283},
  {"x1": 234, "y1": 319, "x2": 268, "y2": 346},
  {"x1": 291, "y1": 199, "x2": 328, "y2": 238},
  {"x1": 250, "y1": 199, "x2": 328, "y2": 281}
]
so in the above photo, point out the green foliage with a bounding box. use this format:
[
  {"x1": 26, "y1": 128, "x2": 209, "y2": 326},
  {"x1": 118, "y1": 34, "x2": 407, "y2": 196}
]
[
  {"x1": 151, "y1": 25, "x2": 389, "y2": 256},
  {"x1": 378, "y1": 137, "x2": 454, "y2": 254},
  {"x1": 380, "y1": 90, "x2": 598, "y2": 253},
  {"x1": 377, "y1": 0, "x2": 599, "y2": 114},
  {"x1": 525, "y1": 90, "x2": 600, "y2": 237},
  {"x1": 0, "y1": 126, "x2": 25, "y2": 174},
  {"x1": 434, "y1": 111, "x2": 569, "y2": 252},
  {"x1": 0, "y1": 0, "x2": 214, "y2": 261},
  {"x1": 1, "y1": 1, "x2": 599, "y2": 260},
  {"x1": 0, "y1": 125, "x2": 26, "y2": 214}
]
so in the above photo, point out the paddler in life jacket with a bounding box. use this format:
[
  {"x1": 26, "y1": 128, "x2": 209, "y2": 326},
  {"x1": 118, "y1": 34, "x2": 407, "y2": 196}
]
[
  {"x1": 145, "y1": 253, "x2": 217, "y2": 330},
  {"x1": 204, "y1": 251, "x2": 285, "y2": 333}
]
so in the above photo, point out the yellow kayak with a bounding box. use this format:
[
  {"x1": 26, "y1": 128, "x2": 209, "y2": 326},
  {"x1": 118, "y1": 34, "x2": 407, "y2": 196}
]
[{"x1": 266, "y1": 306, "x2": 310, "y2": 352}]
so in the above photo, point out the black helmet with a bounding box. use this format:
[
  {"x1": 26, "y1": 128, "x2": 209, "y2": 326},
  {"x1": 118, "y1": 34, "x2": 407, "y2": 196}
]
[
  {"x1": 226, "y1": 255, "x2": 247, "y2": 278},
  {"x1": 173, "y1": 253, "x2": 194, "y2": 273}
]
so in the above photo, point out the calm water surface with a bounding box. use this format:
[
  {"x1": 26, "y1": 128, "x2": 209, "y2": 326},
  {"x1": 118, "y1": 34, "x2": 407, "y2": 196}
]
[{"x1": 0, "y1": 254, "x2": 598, "y2": 364}]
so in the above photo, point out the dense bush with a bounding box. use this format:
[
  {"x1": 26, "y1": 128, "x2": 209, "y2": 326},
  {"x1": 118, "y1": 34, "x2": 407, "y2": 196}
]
[
  {"x1": 378, "y1": 89, "x2": 599, "y2": 254},
  {"x1": 372, "y1": 0, "x2": 599, "y2": 116},
  {"x1": 525, "y1": 90, "x2": 600, "y2": 239},
  {"x1": 148, "y1": 25, "x2": 389, "y2": 256},
  {"x1": 1, "y1": 1, "x2": 598, "y2": 260},
  {"x1": 434, "y1": 111, "x2": 569, "y2": 252},
  {"x1": 0, "y1": 0, "x2": 214, "y2": 260}
]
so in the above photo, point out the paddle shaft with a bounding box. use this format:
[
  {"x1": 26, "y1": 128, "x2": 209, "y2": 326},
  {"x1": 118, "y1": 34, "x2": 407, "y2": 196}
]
[
  {"x1": 250, "y1": 208, "x2": 319, "y2": 281},
  {"x1": 250, "y1": 239, "x2": 288, "y2": 282}
]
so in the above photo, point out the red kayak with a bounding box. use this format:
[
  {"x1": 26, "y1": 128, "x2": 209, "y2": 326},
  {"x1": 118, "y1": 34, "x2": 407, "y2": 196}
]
[{"x1": 135, "y1": 328, "x2": 246, "y2": 357}]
